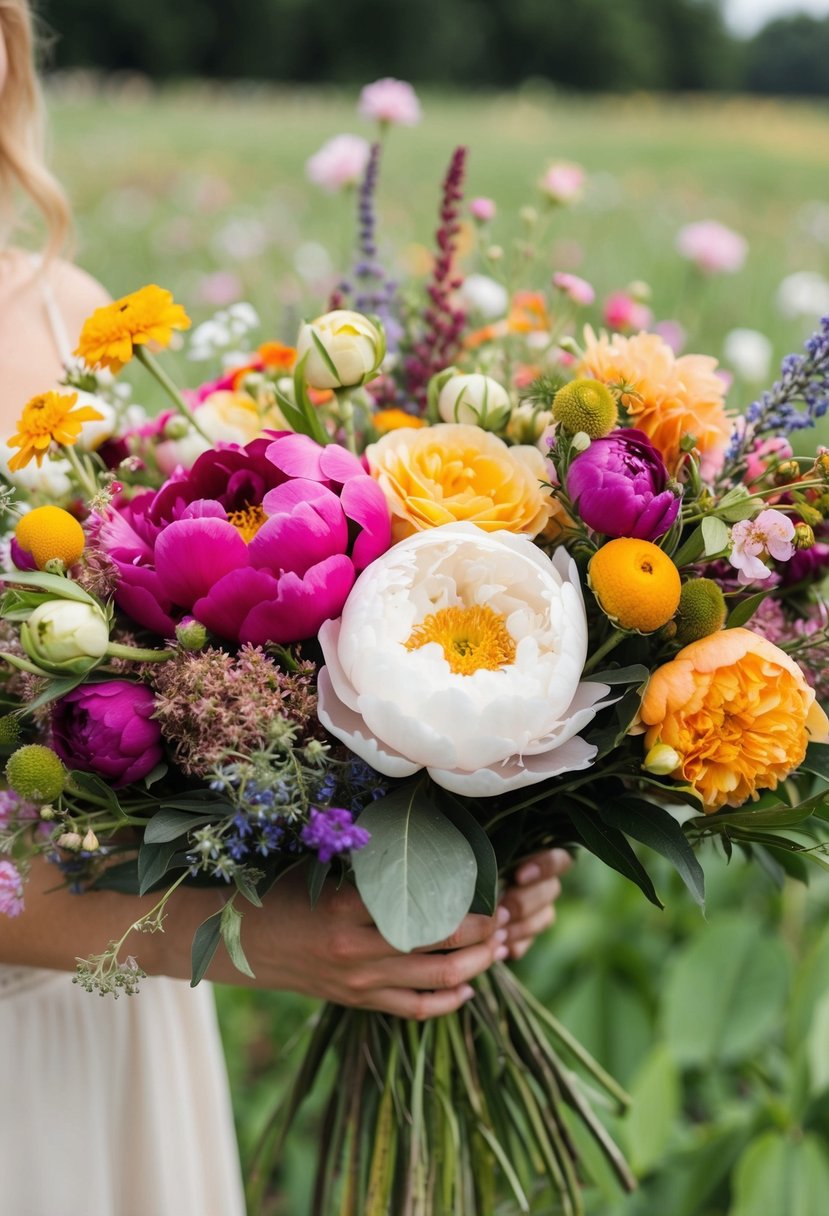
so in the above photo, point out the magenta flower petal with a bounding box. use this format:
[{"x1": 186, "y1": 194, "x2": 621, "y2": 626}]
[
  {"x1": 340, "y1": 478, "x2": 392, "y2": 570},
  {"x1": 154, "y1": 517, "x2": 248, "y2": 609},
  {"x1": 241, "y1": 554, "x2": 355, "y2": 645},
  {"x1": 51, "y1": 682, "x2": 163, "y2": 788},
  {"x1": 265, "y1": 433, "x2": 326, "y2": 481},
  {"x1": 192, "y1": 566, "x2": 280, "y2": 641},
  {"x1": 319, "y1": 443, "x2": 365, "y2": 485},
  {"x1": 111, "y1": 561, "x2": 179, "y2": 636},
  {"x1": 250, "y1": 490, "x2": 348, "y2": 577}
]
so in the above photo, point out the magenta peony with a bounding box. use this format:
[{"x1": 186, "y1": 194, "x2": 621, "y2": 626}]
[
  {"x1": 51, "y1": 681, "x2": 164, "y2": 787},
  {"x1": 100, "y1": 434, "x2": 392, "y2": 645},
  {"x1": 566, "y1": 428, "x2": 681, "y2": 541}
]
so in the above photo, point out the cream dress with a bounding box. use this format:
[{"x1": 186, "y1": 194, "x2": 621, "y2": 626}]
[{"x1": 0, "y1": 273, "x2": 247, "y2": 1216}]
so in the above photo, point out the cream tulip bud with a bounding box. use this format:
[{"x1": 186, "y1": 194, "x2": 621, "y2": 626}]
[
  {"x1": 296, "y1": 310, "x2": 385, "y2": 390},
  {"x1": 21, "y1": 600, "x2": 110, "y2": 676},
  {"x1": 436, "y1": 372, "x2": 511, "y2": 430}
]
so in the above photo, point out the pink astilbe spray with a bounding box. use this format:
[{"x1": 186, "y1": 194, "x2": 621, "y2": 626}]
[{"x1": 405, "y1": 146, "x2": 468, "y2": 412}]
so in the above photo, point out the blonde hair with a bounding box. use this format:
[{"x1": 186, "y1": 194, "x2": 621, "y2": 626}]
[{"x1": 0, "y1": 0, "x2": 70, "y2": 259}]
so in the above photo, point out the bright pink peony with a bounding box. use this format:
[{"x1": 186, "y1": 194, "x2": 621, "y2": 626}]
[
  {"x1": 358, "y1": 78, "x2": 421, "y2": 126},
  {"x1": 100, "y1": 434, "x2": 392, "y2": 645},
  {"x1": 52, "y1": 682, "x2": 164, "y2": 788}
]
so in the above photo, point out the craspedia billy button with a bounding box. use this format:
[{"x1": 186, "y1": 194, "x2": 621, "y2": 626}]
[
  {"x1": 552, "y1": 378, "x2": 618, "y2": 439},
  {"x1": 674, "y1": 578, "x2": 727, "y2": 645},
  {"x1": 588, "y1": 538, "x2": 681, "y2": 633},
  {"x1": 5, "y1": 744, "x2": 67, "y2": 803},
  {"x1": 15, "y1": 506, "x2": 85, "y2": 571}
]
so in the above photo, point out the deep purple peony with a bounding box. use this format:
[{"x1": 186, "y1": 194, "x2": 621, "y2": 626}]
[
  {"x1": 566, "y1": 428, "x2": 681, "y2": 541},
  {"x1": 51, "y1": 681, "x2": 164, "y2": 787},
  {"x1": 99, "y1": 434, "x2": 392, "y2": 644}
]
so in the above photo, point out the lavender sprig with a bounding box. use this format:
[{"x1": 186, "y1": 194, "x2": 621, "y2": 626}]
[
  {"x1": 331, "y1": 142, "x2": 398, "y2": 333},
  {"x1": 725, "y1": 314, "x2": 829, "y2": 469}
]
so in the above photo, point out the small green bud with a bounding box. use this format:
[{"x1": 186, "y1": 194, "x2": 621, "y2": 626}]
[
  {"x1": 794, "y1": 522, "x2": 816, "y2": 550},
  {"x1": 0, "y1": 714, "x2": 21, "y2": 747},
  {"x1": 163, "y1": 415, "x2": 193, "y2": 441},
  {"x1": 674, "y1": 578, "x2": 727, "y2": 646},
  {"x1": 6, "y1": 745, "x2": 67, "y2": 803},
  {"x1": 552, "y1": 379, "x2": 618, "y2": 439},
  {"x1": 175, "y1": 617, "x2": 208, "y2": 651},
  {"x1": 798, "y1": 503, "x2": 823, "y2": 528}
]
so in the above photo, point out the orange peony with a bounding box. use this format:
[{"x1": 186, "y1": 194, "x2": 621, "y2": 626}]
[
  {"x1": 365, "y1": 422, "x2": 556, "y2": 542},
  {"x1": 75, "y1": 285, "x2": 191, "y2": 373},
  {"x1": 639, "y1": 627, "x2": 829, "y2": 811},
  {"x1": 579, "y1": 327, "x2": 731, "y2": 477}
]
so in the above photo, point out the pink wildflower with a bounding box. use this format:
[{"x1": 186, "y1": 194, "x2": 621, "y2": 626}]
[
  {"x1": 0, "y1": 861, "x2": 24, "y2": 918},
  {"x1": 469, "y1": 196, "x2": 496, "y2": 223},
  {"x1": 603, "y1": 291, "x2": 653, "y2": 333},
  {"x1": 539, "y1": 161, "x2": 585, "y2": 205},
  {"x1": 552, "y1": 272, "x2": 595, "y2": 307},
  {"x1": 306, "y1": 134, "x2": 371, "y2": 193},
  {"x1": 676, "y1": 221, "x2": 747, "y2": 275},
  {"x1": 358, "y1": 78, "x2": 421, "y2": 127},
  {"x1": 0, "y1": 790, "x2": 37, "y2": 829},
  {"x1": 743, "y1": 436, "x2": 794, "y2": 486},
  {"x1": 729, "y1": 509, "x2": 796, "y2": 584}
]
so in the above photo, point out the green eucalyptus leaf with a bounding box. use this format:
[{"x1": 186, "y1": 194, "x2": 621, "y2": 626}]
[
  {"x1": 352, "y1": 781, "x2": 477, "y2": 951},
  {"x1": 138, "y1": 839, "x2": 179, "y2": 895},
  {"x1": 672, "y1": 525, "x2": 705, "y2": 568},
  {"x1": 190, "y1": 909, "x2": 223, "y2": 986},
  {"x1": 725, "y1": 588, "x2": 774, "y2": 629},
  {"x1": 144, "y1": 809, "x2": 217, "y2": 843},
  {"x1": 701, "y1": 515, "x2": 730, "y2": 557},
  {"x1": 585, "y1": 663, "x2": 650, "y2": 687},
  {"x1": 220, "y1": 899, "x2": 255, "y2": 979},
  {"x1": 568, "y1": 805, "x2": 663, "y2": 908},
  {"x1": 437, "y1": 794, "x2": 498, "y2": 916}
]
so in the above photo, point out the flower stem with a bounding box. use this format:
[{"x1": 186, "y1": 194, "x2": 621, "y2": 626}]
[
  {"x1": 64, "y1": 443, "x2": 100, "y2": 501},
  {"x1": 105, "y1": 641, "x2": 173, "y2": 663},
  {"x1": 135, "y1": 346, "x2": 212, "y2": 443},
  {"x1": 335, "y1": 388, "x2": 358, "y2": 454},
  {"x1": 582, "y1": 628, "x2": 626, "y2": 675}
]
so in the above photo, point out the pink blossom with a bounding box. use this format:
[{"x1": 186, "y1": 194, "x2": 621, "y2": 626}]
[
  {"x1": 539, "y1": 162, "x2": 585, "y2": 205},
  {"x1": 743, "y1": 436, "x2": 793, "y2": 486},
  {"x1": 469, "y1": 196, "x2": 496, "y2": 223},
  {"x1": 0, "y1": 861, "x2": 24, "y2": 918},
  {"x1": 195, "y1": 270, "x2": 243, "y2": 308},
  {"x1": 552, "y1": 271, "x2": 595, "y2": 307},
  {"x1": 306, "y1": 134, "x2": 371, "y2": 193},
  {"x1": 603, "y1": 291, "x2": 653, "y2": 333},
  {"x1": 654, "y1": 319, "x2": 686, "y2": 354},
  {"x1": 0, "y1": 790, "x2": 37, "y2": 828},
  {"x1": 358, "y1": 78, "x2": 421, "y2": 127},
  {"x1": 676, "y1": 221, "x2": 747, "y2": 275},
  {"x1": 729, "y1": 509, "x2": 795, "y2": 584}
]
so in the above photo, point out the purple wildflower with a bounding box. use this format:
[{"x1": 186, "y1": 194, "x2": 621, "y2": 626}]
[
  {"x1": 301, "y1": 807, "x2": 370, "y2": 864},
  {"x1": 0, "y1": 860, "x2": 25, "y2": 917}
]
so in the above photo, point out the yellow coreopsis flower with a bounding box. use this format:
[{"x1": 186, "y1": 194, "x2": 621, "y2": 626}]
[
  {"x1": 6, "y1": 391, "x2": 103, "y2": 472},
  {"x1": 75, "y1": 284, "x2": 191, "y2": 373}
]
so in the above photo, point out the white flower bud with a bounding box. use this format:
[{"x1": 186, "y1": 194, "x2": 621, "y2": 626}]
[
  {"x1": 437, "y1": 373, "x2": 511, "y2": 430},
  {"x1": 643, "y1": 743, "x2": 682, "y2": 776},
  {"x1": 21, "y1": 600, "x2": 110, "y2": 676},
  {"x1": 296, "y1": 310, "x2": 385, "y2": 390}
]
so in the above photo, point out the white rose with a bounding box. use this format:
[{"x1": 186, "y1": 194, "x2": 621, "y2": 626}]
[
  {"x1": 21, "y1": 600, "x2": 109, "y2": 674},
  {"x1": 296, "y1": 310, "x2": 385, "y2": 390},
  {"x1": 437, "y1": 373, "x2": 511, "y2": 430},
  {"x1": 318, "y1": 523, "x2": 610, "y2": 796}
]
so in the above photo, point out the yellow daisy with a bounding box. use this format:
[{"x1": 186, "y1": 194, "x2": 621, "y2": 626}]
[
  {"x1": 75, "y1": 284, "x2": 191, "y2": 373},
  {"x1": 6, "y1": 391, "x2": 103, "y2": 472}
]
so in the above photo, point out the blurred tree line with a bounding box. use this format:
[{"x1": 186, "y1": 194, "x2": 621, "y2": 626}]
[{"x1": 38, "y1": 0, "x2": 829, "y2": 95}]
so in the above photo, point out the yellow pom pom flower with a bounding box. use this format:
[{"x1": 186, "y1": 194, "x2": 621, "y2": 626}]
[
  {"x1": 589, "y1": 538, "x2": 681, "y2": 632},
  {"x1": 75, "y1": 284, "x2": 191, "y2": 373},
  {"x1": 5, "y1": 745, "x2": 67, "y2": 803},
  {"x1": 6, "y1": 391, "x2": 104, "y2": 472},
  {"x1": 15, "y1": 506, "x2": 86, "y2": 571},
  {"x1": 552, "y1": 378, "x2": 618, "y2": 439}
]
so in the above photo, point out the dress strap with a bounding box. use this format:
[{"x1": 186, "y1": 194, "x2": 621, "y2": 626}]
[{"x1": 30, "y1": 252, "x2": 74, "y2": 367}]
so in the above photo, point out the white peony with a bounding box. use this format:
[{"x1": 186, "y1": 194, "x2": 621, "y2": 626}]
[{"x1": 318, "y1": 523, "x2": 610, "y2": 796}]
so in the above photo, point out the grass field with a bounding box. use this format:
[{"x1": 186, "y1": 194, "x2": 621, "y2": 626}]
[{"x1": 43, "y1": 84, "x2": 829, "y2": 1214}]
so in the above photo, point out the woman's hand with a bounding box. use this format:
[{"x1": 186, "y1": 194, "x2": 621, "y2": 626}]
[
  {"x1": 499, "y1": 848, "x2": 574, "y2": 960},
  {"x1": 223, "y1": 865, "x2": 511, "y2": 1020}
]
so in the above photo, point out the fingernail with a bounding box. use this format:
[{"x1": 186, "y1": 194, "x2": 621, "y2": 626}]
[
  {"x1": 517, "y1": 863, "x2": 541, "y2": 885},
  {"x1": 494, "y1": 945, "x2": 510, "y2": 961},
  {"x1": 494, "y1": 927, "x2": 509, "y2": 945},
  {"x1": 496, "y1": 905, "x2": 511, "y2": 926},
  {"x1": 460, "y1": 984, "x2": 475, "y2": 1001}
]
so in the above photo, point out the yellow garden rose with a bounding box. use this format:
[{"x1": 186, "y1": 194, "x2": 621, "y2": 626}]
[
  {"x1": 365, "y1": 423, "x2": 555, "y2": 542},
  {"x1": 639, "y1": 627, "x2": 829, "y2": 811}
]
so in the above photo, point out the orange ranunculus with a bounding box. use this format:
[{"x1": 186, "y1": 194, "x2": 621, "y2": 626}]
[
  {"x1": 75, "y1": 285, "x2": 191, "y2": 373},
  {"x1": 639, "y1": 627, "x2": 829, "y2": 811},
  {"x1": 365, "y1": 422, "x2": 556, "y2": 543},
  {"x1": 371, "y1": 409, "x2": 427, "y2": 434},
  {"x1": 579, "y1": 327, "x2": 731, "y2": 477}
]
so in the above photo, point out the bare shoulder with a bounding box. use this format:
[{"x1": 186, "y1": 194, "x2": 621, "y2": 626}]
[{"x1": 48, "y1": 259, "x2": 111, "y2": 336}]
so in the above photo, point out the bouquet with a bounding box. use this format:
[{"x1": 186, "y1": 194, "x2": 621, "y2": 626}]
[{"x1": 3, "y1": 87, "x2": 829, "y2": 1215}]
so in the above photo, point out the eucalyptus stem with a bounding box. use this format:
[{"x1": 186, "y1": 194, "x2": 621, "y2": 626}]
[
  {"x1": 135, "y1": 345, "x2": 213, "y2": 443},
  {"x1": 582, "y1": 628, "x2": 626, "y2": 675}
]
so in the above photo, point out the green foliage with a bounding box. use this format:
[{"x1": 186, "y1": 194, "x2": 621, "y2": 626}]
[{"x1": 746, "y1": 15, "x2": 829, "y2": 97}]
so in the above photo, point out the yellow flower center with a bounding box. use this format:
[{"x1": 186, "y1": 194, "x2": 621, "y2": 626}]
[
  {"x1": 227, "y1": 503, "x2": 267, "y2": 543},
  {"x1": 405, "y1": 605, "x2": 516, "y2": 675},
  {"x1": 15, "y1": 506, "x2": 86, "y2": 570}
]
